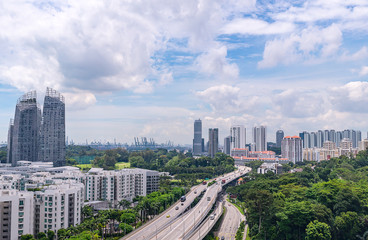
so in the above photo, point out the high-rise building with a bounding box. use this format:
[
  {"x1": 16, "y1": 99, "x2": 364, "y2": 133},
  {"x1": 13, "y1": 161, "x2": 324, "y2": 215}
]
[
  {"x1": 230, "y1": 125, "x2": 246, "y2": 150},
  {"x1": 9, "y1": 91, "x2": 41, "y2": 167},
  {"x1": 324, "y1": 130, "x2": 330, "y2": 142},
  {"x1": 310, "y1": 132, "x2": 317, "y2": 148},
  {"x1": 208, "y1": 128, "x2": 219, "y2": 158},
  {"x1": 329, "y1": 130, "x2": 336, "y2": 143},
  {"x1": 281, "y1": 136, "x2": 303, "y2": 164},
  {"x1": 252, "y1": 126, "x2": 267, "y2": 151},
  {"x1": 317, "y1": 130, "x2": 324, "y2": 148},
  {"x1": 223, "y1": 136, "x2": 231, "y2": 155},
  {"x1": 39, "y1": 88, "x2": 66, "y2": 167},
  {"x1": 0, "y1": 190, "x2": 34, "y2": 239},
  {"x1": 276, "y1": 130, "x2": 284, "y2": 148},
  {"x1": 6, "y1": 119, "x2": 14, "y2": 164},
  {"x1": 336, "y1": 131, "x2": 342, "y2": 147},
  {"x1": 302, "y1": 131, "x2": 310, "y2": 149},
  {"x1": 193, "y1": 119, "x2": 203, "y2": 156}
]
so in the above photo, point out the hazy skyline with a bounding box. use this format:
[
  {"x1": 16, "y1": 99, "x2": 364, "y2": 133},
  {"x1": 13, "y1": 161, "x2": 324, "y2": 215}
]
[{"x1": 1, "y1": 0, "x2": 368, "y2": 144}]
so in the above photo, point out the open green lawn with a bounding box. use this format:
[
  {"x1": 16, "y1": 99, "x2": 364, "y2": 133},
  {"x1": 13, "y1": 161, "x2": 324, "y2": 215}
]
[
  {"x1": 76, "y1": 164, "x2": 92, "y2": 170},
  {"x1": 116, "y1": 162, "x2": 130, "y2": 169},
  {"x1": 75, "y1": 162, "x2": 130, "y2": 170}
]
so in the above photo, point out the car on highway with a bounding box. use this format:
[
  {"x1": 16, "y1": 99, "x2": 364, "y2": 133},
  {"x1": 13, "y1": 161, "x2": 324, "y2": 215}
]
[
  {"x1": 194, "y1": 191, "x2": 197, "y2": 194},
  {"x1": 166, "y1": 215, "x2": 170, "y2": 218},
  {"x1": 209, "y1": 214, "x2": 215, "y2": 220},
  {"x1": 221, "y1": 236, "x2": 225, "y2": 240},
  {"x1": 175, "y1": 206, "x2": 179, "y2": 210},
  {"x1": 181, "y1": 203, "x2": 184, "y2": 206}
]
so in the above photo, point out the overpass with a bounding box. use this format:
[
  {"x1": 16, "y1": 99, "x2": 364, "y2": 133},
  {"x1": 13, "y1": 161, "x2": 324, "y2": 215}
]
[{"x1": 122, "y1": 165, "x2": 251, "y2": 240}]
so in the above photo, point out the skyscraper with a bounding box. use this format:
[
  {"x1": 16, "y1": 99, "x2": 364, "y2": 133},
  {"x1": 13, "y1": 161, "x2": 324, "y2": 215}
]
[
  {"x1": 193, "y1": 119, "x2": 203, "y2": 156},
  {"x1": 276, "y1": 130, "x2": 284, "y2": 148},
  {"x1": 252, "y1": 126, "x2": 267, "y2": 151},
  {"x1": 9, "y1": 91, "x2": 41, "y2": 166},
  {"x1": 281, "y1": 136, "x2": 303, "y2": 164},
  {"x1": 6, "y1": 119, "x2": 14, "y2": 164},
  {"x1": 230, "y1": 125, "x2": 246, "y2": 150},
  {"x1": 39, "y1": 88, "x2": 66, "y2": 167},
  {"x1": 224, "y1": 136, "x2": 231, "y2": 155},
  {"x1": 208, "y1": 128, "x2": 218, "y2": 158}
]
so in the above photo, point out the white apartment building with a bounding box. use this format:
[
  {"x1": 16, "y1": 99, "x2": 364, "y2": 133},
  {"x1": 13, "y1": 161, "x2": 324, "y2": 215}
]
[
  {"x1": 0, "y1": 190, "x2": 34, "y2": 240},
  {"x1": 281, "y1": 136, "x2": 303, "y2": 164},
  {"x1": 34, "y1": 183, "x2": 84, "y2": 235},
  {"x1": 230, "y1": 125, "x2": 246, "y2": 151},
  {"x1": 86, "y1": 168, "x2": 159, "y2": 203}
]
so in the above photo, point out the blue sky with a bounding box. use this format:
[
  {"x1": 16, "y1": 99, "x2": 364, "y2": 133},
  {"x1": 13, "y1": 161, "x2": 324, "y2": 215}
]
[{"x1": 1, "y1": 0, "x2": 368, "y2": 145}]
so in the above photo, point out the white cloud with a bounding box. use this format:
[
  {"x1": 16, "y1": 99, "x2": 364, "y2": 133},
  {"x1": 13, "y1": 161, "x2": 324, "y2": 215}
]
[
  {"x1": 195, "y1": 46, "x2": 239, "y2": 79},
  {"x1": 221, "y1": 18, "x2": 295, "y2": 35},
  {"x1": 0, "y1": 0, "x2": 258, "y2": 107},
  {"x1": 359, "y1": 66, "x2": 368, "y2": 76},
  {"x1": 258, "y1": 24, "x2": 342, "y2": 68},
  {"x1": 340, "y1": 46, "x2": 368, "y2": 61},
  {"x1": 274, "y1": 89, "x2": 326, "y2": 118},
  {"x1": 196, "y1": 84, "x2": 241, "y2": 112},
  {"x1": 330, "y1": 81, "x2": 368, "y2": 112}
]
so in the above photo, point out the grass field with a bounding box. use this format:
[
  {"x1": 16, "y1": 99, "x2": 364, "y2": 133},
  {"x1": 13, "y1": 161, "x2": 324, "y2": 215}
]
[
  {"x1": 76, "y1": 164, "x2": 92, "y2": 171},
  {"x1": 75, "y1": 162, "x2": 130, "y2": 171},
  {"x1": 116, "y1": 162, "x2": 130, "y2": 169}
]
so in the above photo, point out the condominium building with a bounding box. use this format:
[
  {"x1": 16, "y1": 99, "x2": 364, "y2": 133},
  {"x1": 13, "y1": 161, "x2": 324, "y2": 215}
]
[
  {"x1": 208, "y1": 128, "x2": 219, "y2": 158},
  {"x1": 281, "y1": 136, "x2": 303, "y2": 164},
  {"x1": 0, "y1": 190, "x2": 34, "y2": 240},
  {"x1": 276, "y1": 130, "x2": 284, "y2": 148},
  {"x1": 230, "y1": 125, "x2": 246, "y2": 150},
  {"x1": 359, "y1": 139, "x2": 368, "y2": 151},
  {"x1": 252, "y1": 126, "x2": 267, "y2": 151},
  {"x1": 8, "y1": 89, "x2": 66, "y2": 167},
  {"x1": 9, "y1": 91, "x2": 41, "y2": 166},
  {"x1": 223, "y1": 136, "x2": 231, "y2": 155},
  {"x1": 34, "y1": 183, "x2": 84, "y2": 235},
  {"x1": 193, "y1": 119, "x2": 204, "y2": 156},
  {"x1": 39, "y1": 88, "x2": 66, "y2": 167},
  {"x1": 86, "y1": 168, "x2": 159, "y2": 202}
]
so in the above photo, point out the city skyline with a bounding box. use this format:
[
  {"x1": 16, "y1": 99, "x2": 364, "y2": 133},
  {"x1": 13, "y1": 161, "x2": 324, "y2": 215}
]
[{"x1": 1, "y1": 1, "x2": 368, "y2": 144}]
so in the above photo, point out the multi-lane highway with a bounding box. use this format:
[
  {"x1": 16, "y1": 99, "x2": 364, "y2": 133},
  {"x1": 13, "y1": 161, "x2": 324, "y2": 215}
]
[
  {"x1": 217, "y1": 198, "x2": 245, "y2": 240},
  {"x1": 122, "y1": 184, "x2": 207, "y2": 240},
  {"x1": 123, "y1": 165, "x2": 251, "y2": 240}
]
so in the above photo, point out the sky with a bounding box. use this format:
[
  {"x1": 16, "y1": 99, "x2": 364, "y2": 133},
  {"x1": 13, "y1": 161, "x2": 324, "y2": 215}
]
[{"x1": 1, "y1": 0, "x2": 368, "y2": 145}]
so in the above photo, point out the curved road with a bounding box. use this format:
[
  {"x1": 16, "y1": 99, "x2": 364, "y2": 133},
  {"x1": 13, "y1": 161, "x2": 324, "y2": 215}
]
[{"x1": 217, "y1": 199, "x2": 245, "y2": 240}]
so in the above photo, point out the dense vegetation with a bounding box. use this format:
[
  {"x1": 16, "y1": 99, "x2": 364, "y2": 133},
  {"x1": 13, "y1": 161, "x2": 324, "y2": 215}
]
[
  {"x1": 0, "y1": 146, "x2": 6, "y2": 163},
  {"x1": 67, "y1": 146, "x2": 235, "y2": 182},
  {"x1": 228, "y1": 150, "x2": 368, "y2": 240},
  {"x1": 22, "y1": 184, "x2": 185, "y2": 240}
]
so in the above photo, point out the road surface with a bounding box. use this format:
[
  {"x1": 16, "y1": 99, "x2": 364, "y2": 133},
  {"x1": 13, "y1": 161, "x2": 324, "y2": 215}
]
[{"x1": 217, "y1": 199, "x2": 245, "y2": 240}]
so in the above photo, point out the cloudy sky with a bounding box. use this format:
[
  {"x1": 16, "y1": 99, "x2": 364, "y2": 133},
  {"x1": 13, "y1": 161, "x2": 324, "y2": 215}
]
[{"x1": 1, "y1": 0, "x2": 368, "y2": 145}]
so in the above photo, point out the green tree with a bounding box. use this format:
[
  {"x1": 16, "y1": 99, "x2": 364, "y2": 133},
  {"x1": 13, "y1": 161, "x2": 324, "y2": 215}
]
[
  {"x1": 37, "y1": 232, "x2": 47, "y2": 239},
  {"x1": 119, "y1": 223, "x2": 133, "y2": 235},
  {"x1": 120, "y1": 212, "x2": 136, "y2": 224},
  {"x1": 57, "y1": 229, "x2": 67, "y2": 240},
  {"x1": 82, "y1": 205, "x2": 93, "y2": 219},
  {"x1": 305, "y1": 220, "x2": 331, "y2": 240},
  {"x1": 20, "y1": 235, "x2": 35, "y2": 240},
  {"x1": 47, "y1": 230, "x2": 55, "y2": 240}
]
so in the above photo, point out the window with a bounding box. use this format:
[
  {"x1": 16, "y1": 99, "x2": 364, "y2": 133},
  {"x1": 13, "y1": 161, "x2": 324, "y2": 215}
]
[{"x1": 19, "y1": 200, "x2": 24, "y2": 206}]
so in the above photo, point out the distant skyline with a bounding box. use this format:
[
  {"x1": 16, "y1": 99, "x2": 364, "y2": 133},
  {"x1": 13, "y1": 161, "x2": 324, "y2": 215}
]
[{"x1": 1, "y1": 1, "x2": 368, "y2": 145}]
